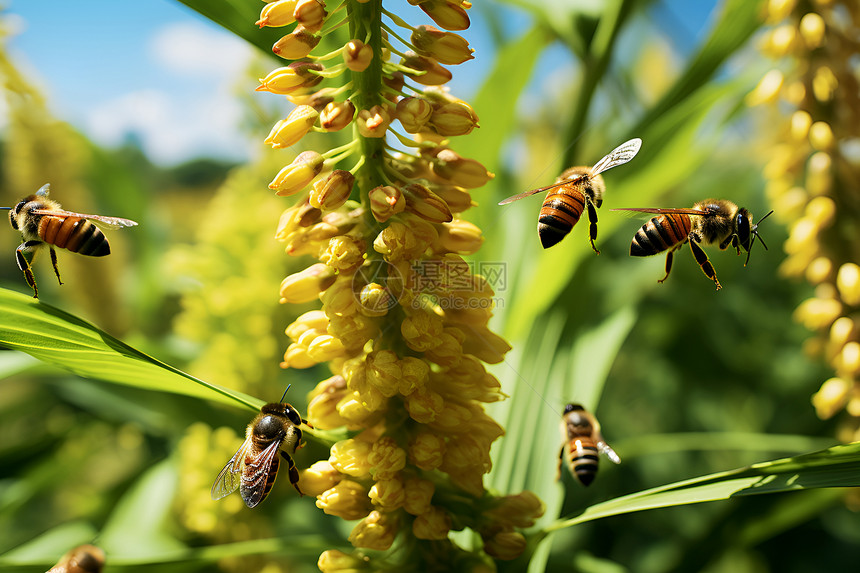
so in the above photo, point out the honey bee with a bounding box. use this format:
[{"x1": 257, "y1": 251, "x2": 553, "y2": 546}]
[
  {"x1": 612, "y1": 199, "x2": 774, "y2": 290},
  {"x1": 211, "y1": 386, "x2": 310, "y2": 508},
  {"x1": 2, "y1": 184, "x2": 138, "y2": 298},
  {"x1": 47, "y1": 544, "x2": 105, "y2": 573},
  {"x1": 499, "y1": 138, "x2": 642, "y2": 251},
  {"x1": 558, "y1": 403, "x2": 620, "y2": 487}
]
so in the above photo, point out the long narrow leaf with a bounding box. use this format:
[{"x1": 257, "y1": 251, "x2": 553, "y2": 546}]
[{"x1": 0, "y1": 288, "x2": 261, "y2": 411}]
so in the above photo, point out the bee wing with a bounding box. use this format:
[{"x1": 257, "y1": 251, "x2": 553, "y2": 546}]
[
  {"x1": 240, "y1": 438, "x2": 283, "y2": 508},
  {"x1": 590, "y1": 138, "x2": 642, "y2": 176},
  {"x1": 498, "y1": 174, "x2": 589, "y2": 205},
  {"x1": 30, "y1": 208, "x2": 138, "y2": 230},
  {"x1": 598, "y1": 440, "x2": 621, "y2": 464},
  {"x1": 211, "y1": 438, "x2": 252, "y2": 500},
  {"x1": 610, "y1": 207, "x2": 708, "y2": 218}
]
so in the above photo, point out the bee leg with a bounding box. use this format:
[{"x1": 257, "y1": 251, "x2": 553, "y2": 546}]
[
  {"x1": 585, "y1": 198, "x2": 600, "y2": 254},
  {"x1": 302, "y1": 418, "x2": 313, "y2": 428},
  {"x1": 48, "y1": 246, "x2": 63, "y2": 286},
  {"x1": 657, "y1": 246, "x2": 679, "y2": 284},
  {"x1": 689, "y1": 237, "x2": 722, "y2": 290},
  {"x1": 15, "y1": 241, "x2": 41, "y2": 298},
  {"x1": 280, "y1": 451, "x2": 303, "y2": 496},
  {"x1": 557, "y1": 445, "x2": 565, "y2": 481}
]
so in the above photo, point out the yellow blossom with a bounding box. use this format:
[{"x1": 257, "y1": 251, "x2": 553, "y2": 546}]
[
  {"x1": 408, "y1": 431, "x2": 446, "y2": 470},
  {"x1": 418, "y1": 0, "x2": 470, "y2": 32},
  {"x1": 401, "y1": 308, "x2": 445, "y2": 351},
  {"x1": 273, "y1": 26, "x2": 320, "y2": 59},
  {"x1": 316, "y1": 480, "x2": 372, "y2": 520},
  {"x1": 798, "y1": 12, "x2": 826, "y2": 49},
  {"x1": 411, "y1": 25, "x2": 474, "y2": 65},
  {"x1": 482, "y1": 527, "x2": 527, "y2": 561},
  {"x1": 812, "y1": 377, "x2": 851, "y2": 419},
  {"x1": 256, "y1": 62, "x2": 323, "y2": 95},
  {"x1": 318, "y1": 549, "x2": 369, "y2": 573},
  {"x1": 310, "y1": 170, "x2": 355, "y2": 210},
  {"x1": 485, "y1": 491, "x2": 546, "y2": 528},
  {"x1": 398, "y1": 356, "x2": 429, "y2": 395},
  {"x1": 428, "y1": 100, "x2": 479, "y2": 136},
  {"x1": 402, "y1": 53, "x2": 452, "y2": 86},
  {"x1": 404, "y1": 388, "x2": 444, "y2": 423},
  {"x1": 269, "y1": 150, "x2": 325, "y2": 195},
  {"x1": 402, "y1": 477, "x2": 435, "y2": 516},
  {"x1": 320, "y1": 235, "x2": 366, "y2": 272},
  {"x1": 348, "y1": 510, "x2": 398, "y2": 550},
  {"x1": 369, "y1": 185, "x2": 406, "y2": 222},
  {"x1": 367, "y1": 436, "x2": 406, "y2": 480},
  {"x1": 330, "y1": 438, "x2": 373, "y2": 478},
  {"x1": 395, "y1": 96, "x2": 433, "y2": 133},
  {"x1": 286, "y1": 309, "x2": 329, "y2": 341},
  {"x1": 300, "y1": 461, "x2": 343, "y2": 497},
  {"x1": 307, "y1": 375, "x2": 351, "y2": 429},
  {"x1": 369, "y1": 477, "x2": 405, "y2": 510},
  {"x1": 366, "y1": 351, "x2": 401, "y2": 397},
  {"x1": 279, "y1": 262, "x2": 336, "y2": 303},
  {"x1": 321, "y1": 100, "x2": 356, "y2": 131},
  {"x1": 257, "y1": 0, "x2": 298, "y2": 28},
  {"x1": 746, "y1": 69, "x2": 783, "y2": 106},
  {"x1": 294, "y1": 0, "x2": 327, "y2": 33},
  {"x1": 430, "y1": 149, "x2": 494, "y2": 188},
  {"x1": 412, "y1": 506, "x2": 452, "y2": 540},
  {"x1": 344, "y1": 39, "x2": 373, "y2": 72},
  {"x1": 836, "y1": 263, "x2": 860, "y2": 306},
  {"x1": 265, "y1": 105, "x2": 319, "y2": 149},
  {"x1": 357, "y1": 105, "x2": 393, "y2": 138}
]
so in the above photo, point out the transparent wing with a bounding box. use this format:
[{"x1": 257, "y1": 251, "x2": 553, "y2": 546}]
[
  {"x1": 498, "y1": 173, "x2": 589, "y2": 205},
  {"x1": 240, "y1": 438, "x2": 282, "y2": 508},
  {"x1": 590, "y1": 138, "x2": 642, "y2": 176},
  {"x1": 611, "y1": 207, "x2": 708, "y2": 217},
  {"x1": 30, "y1": 208, "x2": 138, "y2": 230},
  {"x1": 598, "y1": 441, "x2": 621, "y2": 464},
  {"x1": 211, "y1": 438, "x2": 252, "y2": 501}
]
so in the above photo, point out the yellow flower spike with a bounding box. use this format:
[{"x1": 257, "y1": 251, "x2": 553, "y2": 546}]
[
  {"x1": 316, "y1": 480, "x2": 372, "y2": 520},
  {"x1": 793, "y1": 296, "x2": 842, "y2": 330},
  {"x1": 320, "y1": 100, "x2": 356, "y2": 132},
  {"x1": 356, "y1": 105, "x2": 393, "y2": 138},
  {"x1": 402, "y1": 477, "x2": 435, "y2": 516},
  {"x1": 398, "y1": 356, "x2": 430, "y2": 395},
  {"x1": 269, "y1": 150, "x2": 325, "y2": 195},
  {"x1": 482, "y1": 527, "x2": 527, "y2": 561},
  {"x1": 418, "y1": 0, "x2": 471, "y2": 31},
  {"x1": 344, "y1": 39, "x2": 374, "y2": 72},
  {"x1": 798, "y1": 12, "x2": 826, "y2": 49},
  {"x1": 294, "y1": 0, "x2": 327, "y2": 33},
  {"x1": 300, "y1": 461, "x2": 343, "y2": 497},
  {"x1": 264, "y1": 105, "x2": 319, "y2": 149},
  {"x1": 404, "y1": 388, "x2": 444, "y2": 423},
  {"x1": 367, "y1": 436, "x2": 406, "y2": 480},
  {"x1": 357, "y1": 283, "x2": 393, "y2": 317},
  {"x1": 273, "y1": 26, "x2": 321, "y2": 60},
  {"x1": 256, "y1": 62, "x2": 323, "y2": 94},
  {"x1": 402, "y1": 53, "x2": 453, "y2": 86},
  {"x1": 307, "y1": 333, "x2": 348, "y2": 361},
  {"x1": 811, "y1": 66, "x2": 837, "y2": 102},
  {"x1": 435, "y1": 184, "x2": 474, "y2": 213},
  {"x1": 485, "y1": 491, "x2": 546, "y2": 529},
  {"x1": 808, "y1": 121, "x2": 834, "y2": 150},
  {"x1": 428, "y1": 100, "x2": 480, "y2": 136},
  {"x1": 285, "y1": 309, "x2": 329, "y2": 341},
  {"x1": 320, "y1": 235, "x2": 367, "y2": 272},
  {"x1": 402, "y1": 182, "x2": 453, "y2": 223},
  {"x1": 369, "y1": 477, "x2": 406, "y2": 510},
  {"x1": 308, "y1": 375, "x2": 353, "y2": 429},
  {"x1": 395, "y1": 96, "x2": 434, "y2": 133},
  {"x1": 413, "y1": 506, "x2": 452, "y2": 540},
  {"x1": 337, "y1": 392, "x2": 380, "y2": 425},
  {"x1": 310, "y1": 170, "x2": 355, "y2": 210},
  {"x1": 411, "y1": 25, "x2": 474, "y2": 65},
  {"x1": 433, "y1": 219, "x2": 484, "y2": 254},
  {"x1": 431, "y1": 149, "x2": 494, "y2": 188},
  {"x1": 257, "y1": 0, "x2": 298, "y2": 28},
  {"x1": 401, "y1": 308, "x2": 445, "y2": 351},
  {"x1": 837, "y1": 263, "x2": 860, "y2": 306},
  {"x1": 279, "y1": 262, "x2": 336, "y2": 303},
  {"x1": 348, "y1": 510, "x2": 398, "y2": 550},
  {"x1": 408, "y1": 431, "x2": 446, "y2": 470},
  {"x1": 281, "y1": 341, "x2": 319, "y2": 368},
  {"x1": 424, "y1": 330, "x2": 463, "y2": 367},
  {"x1": 330, "y1": 438, "x2": 373, "y2": 478},
  {"x1": 365, "y1": 351, "x2": 402, "y2": 397},
  {"x1": 746, "y1": 69, "x2": 784, "y2": 106},
  {"x1": 318, "y1": 550, "x2": 369, "y2": 572}
]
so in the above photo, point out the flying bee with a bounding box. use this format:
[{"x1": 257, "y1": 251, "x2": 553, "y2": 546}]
[
  {"x1": 612, "y1": 199, "x2": 774, "y2": 290},
  {"x1": 558, "y1": 403, "x2": 620, "y2": 487},
  {"x1": 47, "y1": 544, "x2": 105, "y2": 573},
  {"x1": 211, "y1": 385, "x2": 310, "y2": 508},
  {"x1": 499, "y1": 138, "x2": 642, "y2": 251},
  {"x1": 1, "y1": 184, "x2": 138, "y2": 298}
]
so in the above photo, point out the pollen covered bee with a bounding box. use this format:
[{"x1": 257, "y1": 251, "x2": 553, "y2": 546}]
[
  {"x1": 558, "y1": 403, "x2": 620, "y2": 487},
  {"x1": 612, "y1": 199, "x2": 773, "y2": 290},
  {"x1": 499, "y1": 138, "x2": 641, "y2": 251},
  {"x1": 47, "y1": 544, "x2": 105, "y2": 573},
  {"x1": 2, "y1": 184, "x2": 138, "y2": 298},
  {"x1": 211, "y1": 386, "x2": 310, "y2": 508}
]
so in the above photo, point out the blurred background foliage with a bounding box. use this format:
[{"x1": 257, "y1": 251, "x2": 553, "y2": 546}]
[{"x1": 0, "y1": 0, "x2": 858, "y2": 572}]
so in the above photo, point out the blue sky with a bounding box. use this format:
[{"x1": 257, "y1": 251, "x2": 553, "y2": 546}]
[{"x1": 3, "y1": 1, "x2": 717, "y2": 166}]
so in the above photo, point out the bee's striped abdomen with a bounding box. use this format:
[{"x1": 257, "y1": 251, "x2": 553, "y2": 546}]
[
  {"x1": 568, "y1": 438, "x2": 600, "y2": 487},
  {"x1": 38, "y1": 216, "x2": 110, "y2": 256},
  {"x1": 630, "y1": 213, "x2": 691, "y2": 256},
  {"x1": 537, "y1": 188, "x2": 586, "y2": 249}
]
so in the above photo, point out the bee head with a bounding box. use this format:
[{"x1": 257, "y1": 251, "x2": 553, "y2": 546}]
[
  {"x1": 738, "y1": 208, "x2": 774, "y2": 266},
  {"x1": 563, "y1": 403, "x2": 584, "y2": 414}
]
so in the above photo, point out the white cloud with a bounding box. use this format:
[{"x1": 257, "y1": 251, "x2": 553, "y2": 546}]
[{"x1": 150, "y1": 21, "x2": 254, "y2": 80}]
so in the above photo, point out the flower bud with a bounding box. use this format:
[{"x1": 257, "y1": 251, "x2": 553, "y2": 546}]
[
  {"x1": 793, "y1": 297, "x2": 842, "y2": 330},
  {"x1": 286, "y1": 87, "x2": 336, "y2": 110},
  {"x1": 428, "y1": 101, "x2": 479, "y2": 136},
  {"x1": 310, "y1": 170, "x2": 355, "y2": 210},
  {"x1": 812, "y1": 66, "x2": 837, "y2": 102},
  {"x1": 286, "y1": 309, "x2": 329, "y2": 341},
  {"x1": 404, "y1": 388, "x2": 444, "y2": 423},
  {"x1": 273, "y1": 27, "x2": 320, "y2": 59},
  {"x1": 265, "y1": 105, "x2": 319, "y2": 149},
  {"x1": 330, "y1": 438, "x2": 373, "y2": 478},
  {"x1": 257, "y1": 0, "x2": 298, "y2": 28},
  {"x1": 281, "y1": 342, "x2": 318, "y2": 369},
  {"x1": 435, "y1": 184, "x2": 474, "y2": 212},
  {"x1": 395, "y1": 96, "x2": 434, "y2": 133},
  {"x1": 359, "y1": 282, "x2": 395, "y2": 317},
  {"x1": 280, "y1": 263, "x2": 336, "y2": 303},
  {"x1": 483, "y1": 528, "x2": 527, "y2": 561},
  {"x1": 790, "y1": 110, "x2": 812, "y2": 140},
  {"x1": 344, "y1": 39, "x2": 373, "y2": 72},
  {"x1": 431, "y1": 149, "x2": 494, "y2": 188},
  {"x1": 402, "y1": 182, "x2": 453, "y2": 223},
  {"x1": 411, "y1": 25, "x2": 474, "y2": 65},
  {"x1": 369, "y1": 185, "x2": 406, "y2": 222},
  {"x1": 307, "y1": 333, "x2": 347, "y2": 361},
  {"x1": 269, "y1": 151, "x2": 325, "y2": 195},
  {"x1": 320, "y1": 235, "x2": 367, "y2": 272},
  {"x1": 316, "y1": 480, "x2": 371, "y2": 520},
  {"x1": 348, "y1": 510, "x2": 398, "y2": 550},
  {"x1": 745, "y1": 69, "x2": 783, "y2": 106},
  {"x1": 402, "y1": 477, "x2": 435, "y2": 516},
  {"x1": 300, "y1": 461, "x2": 343, "y2": 497},
  {"x1": 402, "y1": 53, "x2": 452, "y2": 86},
  {"x1": 434, "y1": 219, "x2": 483, "y2": 254},
  {"x1": 357, "y1": 105, "x2": 392, "y2": 138},
  {"x1": 294, "y1": 0, "x2": 327, "y2": 33},
  {"x1": 369, "y1": 477, "x2": 405, "y2": 510},
  {"x1": 486, "y1": 491, "x2": 546, "y2": 528},
  {"x1": 809, "y1": 121, "x2": 834, "y2": 150},
  {"x1": 798, "y1": 12, "x2": 825, "y2": 49},
  {"x1": 320, "y1": 100, "x2": 356, "y2": 131},
  {"x1": 419, "y1": 0, "x2": 470, "y2": 31},
  {"x1": 368, "y1": 436, "x2": 406, "y2": 480},
  {"x1": 317, "y1": 550, "x2": 369, "y2": 573},
  {"x1": 837, "y1": 263, "x2": 860, "y2": 307},
  {"x1": 307, "y1": 375, "x2": 351, "y2": 429},
  {"x1": 409, "y1": 431, "x2": 446, "y2": 470},
  {"x1": 812, "y1": 377, "x2": 851, "y2": 419},
  {"x1": 256, "y1": 61, "x2": 323, "y2": 94},
  {"x1": 413, "y1": 506, "x2": 451, "y2": 540}
]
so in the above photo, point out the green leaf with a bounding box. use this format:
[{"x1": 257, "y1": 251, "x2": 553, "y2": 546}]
[
  {"x1": 0, "y1": 288, "x2": 261, "y2": 411},
  {"x1": 547, "y1": 441, "x2": 860, "y2": 532},
  {"x1": 0, "y1": 521, "x2": 97, "y2": 565},
  {"x1": 177, "y1": 0, "x2": 284, "y2": 55}
]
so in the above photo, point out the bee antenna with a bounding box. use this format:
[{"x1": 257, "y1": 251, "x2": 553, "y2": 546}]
[
  {"x1": 744, "y1": 210, "x2": 774, "y2": 267},
  {"x1": 0, "y1": 207, "x2": 10, "y2": 211},
  {"x1": 279, "y1": 383, "x2": 292, "y2": 403}
]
